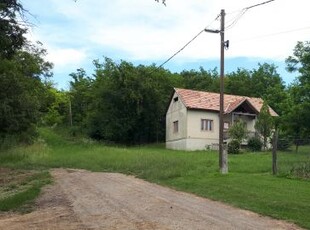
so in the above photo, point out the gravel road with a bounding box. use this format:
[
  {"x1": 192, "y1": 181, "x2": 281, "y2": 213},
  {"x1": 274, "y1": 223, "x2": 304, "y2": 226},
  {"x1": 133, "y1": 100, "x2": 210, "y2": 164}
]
[{"x1": 0, "y1": 168, "x2": 302, "y2": 230}]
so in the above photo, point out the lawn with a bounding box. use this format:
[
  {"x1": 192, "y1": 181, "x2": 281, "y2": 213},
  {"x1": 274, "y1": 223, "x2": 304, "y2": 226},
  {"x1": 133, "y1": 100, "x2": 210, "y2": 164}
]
[{"x1": 0, "y1": 127, "x2": 309, "y2": 229}]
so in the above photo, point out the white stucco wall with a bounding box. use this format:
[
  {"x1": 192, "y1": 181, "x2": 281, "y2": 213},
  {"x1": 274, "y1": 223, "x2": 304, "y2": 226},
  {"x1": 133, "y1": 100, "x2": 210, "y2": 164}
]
[
  {"x1": 166, "y1": 92, "x2": 188, "y2": 149},
  {"x1": 186, "y1": 110, "x2": 219, "y2": 150},
  {"x1": 166, "y1": 95, "x2": 222, "y2": 150}
]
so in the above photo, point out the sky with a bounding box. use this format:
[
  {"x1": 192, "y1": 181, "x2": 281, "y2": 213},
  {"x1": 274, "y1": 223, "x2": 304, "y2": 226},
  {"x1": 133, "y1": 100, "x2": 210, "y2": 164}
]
[{"x1": 22, "y1": 0, "x2": 310, "y2": 89}]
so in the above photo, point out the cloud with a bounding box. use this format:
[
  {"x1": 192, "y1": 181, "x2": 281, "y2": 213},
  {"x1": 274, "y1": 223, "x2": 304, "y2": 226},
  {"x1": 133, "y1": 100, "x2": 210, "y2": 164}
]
[
  {"x1": 22, "y1": 0, "x2": 310, "y2": 88},
  {"x1": 46, "y1": 48, "x2": 87, "y2": 68}
]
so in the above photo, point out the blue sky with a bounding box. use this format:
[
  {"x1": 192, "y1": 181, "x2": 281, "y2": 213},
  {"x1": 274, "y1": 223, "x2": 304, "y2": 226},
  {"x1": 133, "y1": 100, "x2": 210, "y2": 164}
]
[{"x1": 23, "y1": 0, "x2": 310, "y2": 89}]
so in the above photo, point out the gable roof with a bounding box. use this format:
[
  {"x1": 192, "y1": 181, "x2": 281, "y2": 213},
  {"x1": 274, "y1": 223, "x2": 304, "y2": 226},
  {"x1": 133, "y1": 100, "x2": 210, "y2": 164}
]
[{"x1": 174, "y1": 88, "x2": 278, "y2": 116}]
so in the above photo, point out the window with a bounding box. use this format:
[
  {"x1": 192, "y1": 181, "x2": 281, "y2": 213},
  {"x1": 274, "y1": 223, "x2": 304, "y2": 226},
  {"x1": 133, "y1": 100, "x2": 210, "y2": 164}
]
[
  {"x1": 201, "y1": 119, "x2": 213, "y2": 131},
  {"x1": 173, "y1": 121, "x2": 179, "y2": 133},
  {"x1": 173, "y1": 97, "x2": 178, "y2": 102},
  {"x1": 224, "y1": 122, "x2": 230, "y2": 130}
]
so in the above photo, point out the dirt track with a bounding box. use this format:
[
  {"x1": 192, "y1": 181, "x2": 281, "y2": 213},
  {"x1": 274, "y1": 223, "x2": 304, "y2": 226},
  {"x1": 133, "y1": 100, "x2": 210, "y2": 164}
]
[{"x1": 0, "y1": 169, "x2": 303, "y2": 230}]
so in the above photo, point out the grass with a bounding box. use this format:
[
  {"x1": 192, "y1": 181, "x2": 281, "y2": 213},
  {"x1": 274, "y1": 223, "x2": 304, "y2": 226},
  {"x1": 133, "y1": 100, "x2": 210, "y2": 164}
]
[
  {"x1": 0, "y1": 127, "x2": 309, "y2": 229},
  {"x1": 0, "y1": 169, "x2": 51, "y2": 212}
]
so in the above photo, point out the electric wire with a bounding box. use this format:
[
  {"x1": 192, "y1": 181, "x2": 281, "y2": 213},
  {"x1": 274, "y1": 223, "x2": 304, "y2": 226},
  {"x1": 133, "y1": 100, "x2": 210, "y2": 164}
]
[
  {"x1": 232, "y1": 26, "x2": 310, "y2": 43},
  {"x1": 225, "y1": 0, "x2": 276, "y2": 30},
  {"x1": 156, "y1": 16, "x2": 219, "y2": 69},
  {"x1": 155, "y1": 0, "x2": 276, "y2": 70}
]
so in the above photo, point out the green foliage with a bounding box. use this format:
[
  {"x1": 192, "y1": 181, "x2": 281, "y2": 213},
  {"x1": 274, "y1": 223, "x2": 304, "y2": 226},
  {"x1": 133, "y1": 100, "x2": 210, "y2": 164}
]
[
  {"x1": 226, "y1": 68, "x2": 252, "y2": 96},
  {"x1": 69, "y1": 68, "x2": 93, "y2": 127},
  {"x1": 277, "y1": 139, "x2": 291, "y2": 151},
  {"x1": 247, "y1": 136, "x2": 263, "y2": 152},
  {"x1": 41, "y1": 86, "x2": 69, "y2": 126},
  {"x1": 228, "y1": 139, "x2": 240, "y2": 154},
  {"x1": 289, "y1": 161, "x2": 310, "y2": 180},
  {"x1": 0, "y1": 0, "x2": 26, "y2": 59},
  {"x1": 255, "y1": 101, "x2": 274, "y2": 150},
  {"x1": 228, "y1": 120, "x2": 247, "y2": 144},
  {"x1": 180, "y1": 67, "x2": 219, "y2": 92},
  {"x1": 75, "y1": 58, "x2": 182, "y2": 144},
  {"x1": 283, "y1": 41, "x2": 310, "y2": 149},
  {"x1": 0, "y1": 1, "x2": 53, "y2": 147}
]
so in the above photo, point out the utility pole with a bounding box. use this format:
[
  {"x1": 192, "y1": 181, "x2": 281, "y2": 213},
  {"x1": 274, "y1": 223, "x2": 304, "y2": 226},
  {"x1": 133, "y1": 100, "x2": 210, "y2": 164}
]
[
  {"x1": 219, "y1": 9, "x2": 228, "y2": 174},
  {"x1": 205, "y1": 9, "x2": 228, "y2": 174},
  {"x1": 69, "y1": 98, "x2": 73, "y2": 127}
]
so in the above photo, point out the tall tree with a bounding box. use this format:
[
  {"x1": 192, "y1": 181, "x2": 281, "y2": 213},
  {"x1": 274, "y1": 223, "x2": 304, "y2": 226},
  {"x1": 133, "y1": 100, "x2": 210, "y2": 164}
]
[
  {"x1": 0, "y1": 0, "x2": 53, "y2": 145},
  {"x1": 85, "y1": 58, "x2": 179, "y2": 144},
  {"x1": 69, "y1": 68, "x2": 93, "y2": 127},
  {"x1": 0, "y1": 0, "x2": 26, "y2": 58},
  {"x1": 225, "y1": 68, "x2": 252, "y2": 96},
  {"x1": 282, "y1": 41, "x2": 310, "y2": 150}
]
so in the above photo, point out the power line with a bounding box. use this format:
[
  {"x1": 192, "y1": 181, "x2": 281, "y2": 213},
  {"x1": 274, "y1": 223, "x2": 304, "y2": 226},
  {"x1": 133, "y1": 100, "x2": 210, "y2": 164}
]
[
  {"x1": 156, "y1": 0, "x2": 276, "y2": 69},
  {"x1": 245, "y1": 0, "x2": 275, "y2": 10},
  {"x1": 232, "y1": 26, "x2": 310, "y2": 43},
  {"x1": 156, "y1": 17, "x2": 219, "y2": 69},
  {"x1": 225, "y1": 0, "x2": 276, "y2": 30},
  {"x1": 157, "y1": 29, "x2": 205, "y2": 69}
]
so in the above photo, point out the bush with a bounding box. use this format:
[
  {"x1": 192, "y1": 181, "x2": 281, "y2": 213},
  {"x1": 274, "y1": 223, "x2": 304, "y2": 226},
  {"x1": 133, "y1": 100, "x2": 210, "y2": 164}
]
[
  {"x1": 228, "y1": 140, "x2": 240, "y2": 154},
  {"x1": 277, "y1": 139, "x2": 291, "y2": 151},
  {"x1": 248, "y1": 137, "x2": 262, "y2": 152},
  {"x1": 290, "y1": 161, "x2": 310, "y2": 179}
]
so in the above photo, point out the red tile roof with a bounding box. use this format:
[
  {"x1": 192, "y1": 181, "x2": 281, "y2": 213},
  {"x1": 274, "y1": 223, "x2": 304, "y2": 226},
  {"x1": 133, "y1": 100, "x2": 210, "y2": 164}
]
[{"x1": 174, "y1": 88, "x2": 278, "y2": 116}]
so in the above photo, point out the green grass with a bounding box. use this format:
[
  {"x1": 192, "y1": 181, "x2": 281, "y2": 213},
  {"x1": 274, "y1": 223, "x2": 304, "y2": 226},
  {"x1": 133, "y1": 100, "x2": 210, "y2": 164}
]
[
  {"x1": 0, "y1": 170, "x2": 51, "y2": 212},
  {"x1": 0, "y1": 127, "x2": 309, "y2": 229}
]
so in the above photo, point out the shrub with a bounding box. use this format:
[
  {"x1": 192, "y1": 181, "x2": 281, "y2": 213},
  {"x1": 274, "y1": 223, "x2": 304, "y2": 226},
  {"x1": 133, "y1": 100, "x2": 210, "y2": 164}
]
[
  {"x1": 228, "y1": 140, "x2": 240, "y2": 154},
  {"x1": 248, "y1": 137, "x2": 262, "y2": 152},
  {"x1": 290, "y1": 161, "x2": 310, "y2": 179},
  {"x1": 277, "y1": 139, "x2": 291, "y2": 151}
]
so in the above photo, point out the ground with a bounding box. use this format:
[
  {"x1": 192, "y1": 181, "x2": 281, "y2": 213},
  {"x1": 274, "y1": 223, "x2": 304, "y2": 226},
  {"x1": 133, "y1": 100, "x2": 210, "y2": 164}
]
[{"x1": 0, "y1": 169, "x2": 303, "y2": 230}]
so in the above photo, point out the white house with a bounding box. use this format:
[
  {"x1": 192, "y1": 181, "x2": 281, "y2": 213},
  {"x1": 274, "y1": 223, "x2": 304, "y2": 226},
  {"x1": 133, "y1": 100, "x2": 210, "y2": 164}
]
[{"x1": 166, "y1": 88, "x2": 278, "y2": 151}]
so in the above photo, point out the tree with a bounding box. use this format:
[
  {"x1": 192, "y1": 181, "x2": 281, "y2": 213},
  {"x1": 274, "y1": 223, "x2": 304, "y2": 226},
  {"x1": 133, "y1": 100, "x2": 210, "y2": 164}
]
[
  {"x1": 180, "y1": 67, "x2": 219, "y2": 92},
  {"x1": 228, "y1": 120, "x2": 247, "y2": 150},
  {"x1": 69, "y1": 68, "x2": 93, "y2": 127},
  {"x1": 225, "y1": 68, "x2": 252, "y2": 96},
  {"x1": 0, "y1": 47, "x2": 53, "y2": 144},
  {"x1": 285, "y1": 41, "x2": 310, "y2": 145},
  {"x1": 0, "y1": 0, "x2": 53, "y2": 145},
  {"x1": 84, "y1": 57, "x2": 179, "y2": 144},
  {"x1": 255, "y1": 101, "x2": 274, "y2": 150},
  {"x1": 0, "y1": 0, "x2": 26, "y2": 58}
]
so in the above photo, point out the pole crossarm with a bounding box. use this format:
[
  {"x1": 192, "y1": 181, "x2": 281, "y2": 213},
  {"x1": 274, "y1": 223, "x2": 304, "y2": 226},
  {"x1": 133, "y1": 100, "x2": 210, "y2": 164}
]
[{"x1": 204, "y1": 29, "x2": 220, "y2": 33}]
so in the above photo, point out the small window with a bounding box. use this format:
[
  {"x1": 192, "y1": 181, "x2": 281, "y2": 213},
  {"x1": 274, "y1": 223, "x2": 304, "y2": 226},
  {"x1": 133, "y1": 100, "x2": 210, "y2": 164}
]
[
  {"x1": 173, "y1": 97, "x2": 178, "y2": 102},
  {"x1": 173, "y1": 121, "x2": 179, "y2": 133},
  {"x1": 201, "y1": 119, "x2": 213, "y2": 131},
  {"x1": 224, "y1": 122, "x2": 230, "y2": 130}
]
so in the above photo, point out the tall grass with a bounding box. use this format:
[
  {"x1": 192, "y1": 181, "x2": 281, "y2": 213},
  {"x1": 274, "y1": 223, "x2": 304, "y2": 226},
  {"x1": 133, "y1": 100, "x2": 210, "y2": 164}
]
[{"x1": 0, "y1": 127, "x2": 309, "y2": 229}]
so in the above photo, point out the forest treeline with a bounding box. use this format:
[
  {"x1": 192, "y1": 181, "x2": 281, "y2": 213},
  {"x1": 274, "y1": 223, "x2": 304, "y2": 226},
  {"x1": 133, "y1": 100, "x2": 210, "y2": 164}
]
[{"x1": 1, "y1": 1, "x2": 310, "y2": 147}]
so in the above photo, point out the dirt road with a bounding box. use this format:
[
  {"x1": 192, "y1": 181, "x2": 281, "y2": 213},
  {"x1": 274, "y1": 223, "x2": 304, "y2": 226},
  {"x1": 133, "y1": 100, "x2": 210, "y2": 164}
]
[{"x1": 0, "y1": 169, "x2": 302, "y2": 230}]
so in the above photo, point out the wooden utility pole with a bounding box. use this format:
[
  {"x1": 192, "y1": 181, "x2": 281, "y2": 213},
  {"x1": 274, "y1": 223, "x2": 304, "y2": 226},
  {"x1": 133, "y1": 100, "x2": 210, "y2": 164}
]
[
  {"x1": 205, "y1": 10, "x2": 228, "y2": 174},
  {"x1": 272, "y1": 129, "x2": 278, "y2": 175},
  {"x1": 219, "y1": 9, "x2": 228, "y2": 174},
  {"x1": 69, "y1": 99, "x2": 73, "y2": 127}
]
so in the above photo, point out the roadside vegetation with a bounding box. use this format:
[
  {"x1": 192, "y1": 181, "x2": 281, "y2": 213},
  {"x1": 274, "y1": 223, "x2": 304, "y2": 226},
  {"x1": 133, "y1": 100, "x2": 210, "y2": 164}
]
[{"x1": 0, "y1": 127, "x2": 309, "y2": 229}]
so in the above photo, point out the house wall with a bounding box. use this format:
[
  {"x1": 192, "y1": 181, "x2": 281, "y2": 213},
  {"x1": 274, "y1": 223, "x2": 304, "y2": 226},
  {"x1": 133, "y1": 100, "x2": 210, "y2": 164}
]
[
  {"x1": 185, "y1": 110, "x2": 219, "y2": 150},
  {"x1": 166, "y1": 99, "x2": 222, "y2": 151},
  {"x1": 166, "y1": 92, "x2": 188, "y2": 150}
]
